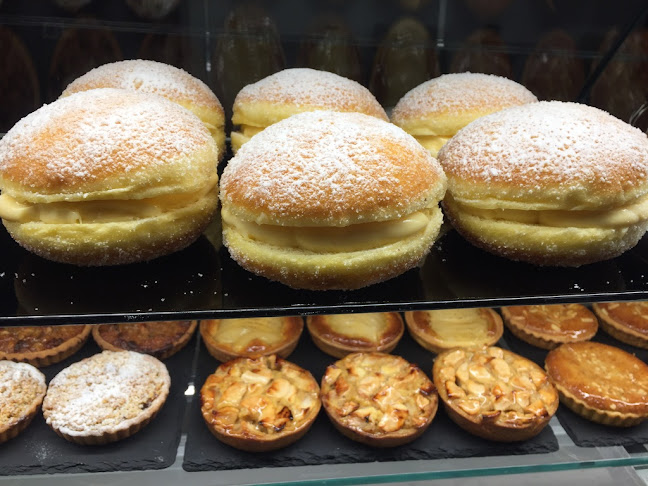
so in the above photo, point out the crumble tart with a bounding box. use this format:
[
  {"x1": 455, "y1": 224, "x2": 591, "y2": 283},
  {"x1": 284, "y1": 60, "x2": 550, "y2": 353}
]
[
  {"x1": 433, "y1": 346, "x2": 558, "y2": 441},
  {"x1": 200, "y1": 354, "x2": 320, "y2": 451},
  {"x1": 200, "y1": 317, "x2": 303, "y2": 362},
  {"x1": 0, "y1": 360, "x2": 46, "y2": 444},
  {"x1": 92, "y1": 320, "x2": 197, "y2": 360},
  {"x1": 306, "y1": 312, "x2": 404, "y2": 358},
  {"x1": 404, "y1": 308, "x2": 503, "y2": 354},
  {"x1": 545, "y1": 341, "x2": 648, "y2": 426},
  {"x1": 501, "y1": 304, "x2": 598, "y2": 350},
  {"x1": 321, "y1": 352, "x2": 438, "y2": 447},
  {"x1": 42, "y1": 350, "x2": 170, "y2": 445},
  {"x1": 592, "y1": 302, "x2": 648, "y2": 350},
  {"x1": 0, "y1": 324, "x2": 91, "y2": 367}
]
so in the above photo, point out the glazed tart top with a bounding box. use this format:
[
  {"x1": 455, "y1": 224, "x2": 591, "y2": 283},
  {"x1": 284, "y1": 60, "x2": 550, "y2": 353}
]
[
  {"x1": 502, "y1": 304, "x2": 598, "y2": 339},
  {"x1": 593, "y1": 302, "x2": 648, "y2": 336},
  {"x1": 0, "y1": 360, "x2": 46, "y2": 434},
  {"x1": 94, "y1": 320, "x2": 195, "y2": 356},
  {"x1": 545, "y1": 341, "x2": 648, "y2": 416},
  {"x1": 434, "y1": 346, "x2": 558, "y2": 427},
  {"x1": 0, "y1": 325, "x2": 88, "y2": 354},
  {"x1": 201, "y1": 355, "x2": 320, "y2": 438},
  {"x1": 321, "y1": 352, "x2": 437, "y2": 436},
  {"x1": 307, "y1": 312, "x2": 403, "y2": 350}
]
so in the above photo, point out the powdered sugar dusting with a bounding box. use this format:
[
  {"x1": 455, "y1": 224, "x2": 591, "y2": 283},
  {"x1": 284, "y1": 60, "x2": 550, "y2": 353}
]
[
  {"x1": 235, "y1": 68, "x2": 387, "y2": 118},
  {"x1": 0, "y1": 361, "x2": 46, "y2": 427},
  {"x1": 221, "y1": 110, "x2": 445, "y2": 224},
  {"x1": 392, "y1": 72, "x2": 537, "y2": 121}
]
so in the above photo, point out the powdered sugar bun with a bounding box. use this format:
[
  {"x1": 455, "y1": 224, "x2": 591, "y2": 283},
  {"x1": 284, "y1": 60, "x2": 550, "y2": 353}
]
[
  {"x1": 391, "y1": 73, "x2": 537, "y2": 156},
  {"x1": 0, "y1": 88, "x2": 219, "y2": 265},
  {"x1": 62, "y1": 60, "x2": 225, "y2": 159},
  {"x1": 438, "y1": 101, "x2": 648, "y2": 266},
  {"x1": 231, "y1": 68, "x2": 388, "y2": 153},
  {"x1": 221, "y1": 110, "x2": 447, "y2": 290}
]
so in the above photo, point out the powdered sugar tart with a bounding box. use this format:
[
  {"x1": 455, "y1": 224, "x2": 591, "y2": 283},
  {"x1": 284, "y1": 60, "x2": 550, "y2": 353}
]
[
  {"x1": 438, "y1": 101, "x2": 648, "y2": 266},
  {"x1": 433, "y1": 346, "x2": 558, "y2": 441},
  {"x1": 0, "y1": 88, "x2": 219, "y2": 266},
  {"x1": 0, "y1": 360, "x2": 46, "y2": 444},
  {"x1": 321, "y1": 352, "x2": 438, "y2": 447},
  {"x1": 220, "y1": 110, "x2": 447, "y2": 290},
  {"x1": 592, "y1": 301, "x2": 648, "y2": 349},
  {"x1": 200, "y1": 354, "x2": 321, "y2": 452},
  {"x1": 43, "y1": 350, "x2": 170, "y2": 445}
]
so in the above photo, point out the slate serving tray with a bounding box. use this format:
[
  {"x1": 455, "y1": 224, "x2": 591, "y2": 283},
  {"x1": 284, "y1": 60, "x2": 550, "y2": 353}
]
[
  {"x1": 183, "y1": 323, "x2": 558, "y2": 472},
  {"x1": 0, "y1": 333, "x2": 195, "y2": 475}
]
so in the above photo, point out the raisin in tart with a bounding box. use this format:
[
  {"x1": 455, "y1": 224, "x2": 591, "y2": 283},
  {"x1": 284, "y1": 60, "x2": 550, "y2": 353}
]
[{"x1": 0, "y1": 360, "x2": 46, "y2": 444}]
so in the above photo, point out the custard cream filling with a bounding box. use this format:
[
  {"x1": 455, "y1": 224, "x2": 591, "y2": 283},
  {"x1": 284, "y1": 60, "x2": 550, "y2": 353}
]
[
  {"x1": 232, "y1": 124, "x2": 265, "y2": 141},
  {"x1": 222, "y1": 208, "x2": 432, "y2": 252},
  {"x1": 414, "y1": 135, "x2": 451, "y2": 156},
  {"x1": 455, "y1": 193, "x2": 648, "y2": 229}
]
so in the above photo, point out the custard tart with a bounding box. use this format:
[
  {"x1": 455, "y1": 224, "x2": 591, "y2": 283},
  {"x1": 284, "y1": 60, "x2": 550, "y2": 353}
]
[
  {"x1": 433, "y1": 346, "x2": 558, "y2": 441},
  {"x1": 200, "y1": 354, "x2": 321, "y2": 451},
  {"x1": 306, "y1": 312, "x2": 404, "y2": 358},
  {"x1": 0, "y1": 324, "x2": 91, "y2": 367},
  {"x1": 501, "y1": 304, "x2": 598, "y2": 350},
  {"x1": 321, "y1": 352, "x2": 438, "y2": 447},
  {"x1": 0, "y1": 360, "x2": 46, "y2": 444},
  {"x1": 200, "y1": 316, "x2": 303, "y2": 362},
  {"x1": 404, "y1": 308, "x2": 503, "y2": 354},
  {"x1": 545, "y1": 341, "x2": 648, "y2": 426},
  {"x1": 592, "y1": 302, "x2": 648, "y2": 349}
]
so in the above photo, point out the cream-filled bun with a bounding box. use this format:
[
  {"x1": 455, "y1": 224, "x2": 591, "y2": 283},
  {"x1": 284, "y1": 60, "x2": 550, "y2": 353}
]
[
  {"x1": 61, "y1": 59, "x2": 225, "y2": 159},
  {"x1": 231, "y1": 68, "x2": 388, "y2": 153},
  {"x1": 438, "y1": 101, "x2": 648, "y2": 266},
  {"x1": 220, "y1": 110, "x2": 447, "y2": 290},
  {"x1": 391, "y1": 73, "x2": 537, "y2": 157},
  {"x1": 0, "y1": 88, "x2": 219, "y2": 266}
]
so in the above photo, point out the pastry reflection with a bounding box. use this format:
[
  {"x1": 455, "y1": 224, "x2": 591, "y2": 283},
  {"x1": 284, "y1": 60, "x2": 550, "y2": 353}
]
[
  {"x1": 297, "y1": 14, "x2": 363, "y2": 84},
  {"x1": 138, "y1": 33, "x2": 195, "y2": 74},
  {"x1": 463, "y1": 0, "x2": 513, "y2": 19},
  {"x1": 450, "y1": 28, "x2": 512, "y2": 79},
  {"x1": 0, "y1": 27, "x2": 40, "y2": 133},
  {"x1": 370, "y1": 17, "x2": 439, "y2": 109},
  {"x1": 126, "y1": 0, "x2": 181, "y2": 20},
  {"x1": 522, "y1": 30, "x2": 584, "y2": 101},
  {"x1": 51, "y1": 0, "x2": 93, "y2": 12}
]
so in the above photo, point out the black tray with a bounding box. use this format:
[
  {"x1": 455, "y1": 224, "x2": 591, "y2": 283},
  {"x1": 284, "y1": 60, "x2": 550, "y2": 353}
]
[
  {"x1": 0, "y1": 336, "x2": 195, "y2": 476},
  {"x1": 183, "y1": 327, "x2": 558, "y2": 472}
]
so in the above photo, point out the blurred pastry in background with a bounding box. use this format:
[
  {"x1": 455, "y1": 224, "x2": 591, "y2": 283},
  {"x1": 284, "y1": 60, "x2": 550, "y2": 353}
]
[
  {"x1": 463, "y1": 0, "x2": 514, "y2": 19},
  {"x1": 369, "y1": 17, "x2": 439, "y2": 109},
  {"x1": 590, "y1": 28, "x2": 648, "y2": 122},
  {"x1": 213, "y1": 3, "x2": 285, "y2": 122},
  {"x1": 396, "y1": 0, "x2": 432, "y2": 11},
  {"x1": 0, "y1": 27, "x2": 40, "y2": 133},
  {"x1": 138, "y1": 32, "x2": 194, "y2": 73},
  {"x1": 126, "y1": 0, "x2": 181, "y2": 20},
  {"x1": 297, "y1": 14, "x2": 363, "y2": 84},
  {"x1": 450, "y1": 28, "x2": 512, "y2": 79},
  {"x1": 51, "y1": 0, "x2": 93, "y2": 12},
  {"x1": 522, "y1": 30, "x2": 585, "y2": 101},
  {"x1": 47, "y1": 23, "x2": 122, "y2": 101}
]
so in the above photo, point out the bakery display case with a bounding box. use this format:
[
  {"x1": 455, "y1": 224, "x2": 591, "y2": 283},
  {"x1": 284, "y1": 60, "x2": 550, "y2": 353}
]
[{"x1": 1, "y1": 0, "x2": 648, "y2": 484}]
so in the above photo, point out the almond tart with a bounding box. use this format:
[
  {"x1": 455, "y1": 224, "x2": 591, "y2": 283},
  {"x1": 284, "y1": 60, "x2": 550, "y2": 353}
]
[
  {"x1": 0, "y1": 324, "x2": 91, "y2": 367},
  {"x1": 200, "y1": 316, "x2": 303, "y2": 362},
  {"x1": 92, "y1": 320, "x2": 197, "y2": 360},
  {"x1": 545, "y1": 341, "x2": 648, "y2": 426},
  {"x1": 200, "y1": 354, "x2": 321, "y2": 452},
  {"x1": 306, "y1": 312, "x2": 404, "y2": 358},
  {"x1": 433, "y1": 346, "x2": 558, "y2": 441},
  {"x1": 320, "y1": 352, "x2": 438, "y2": 447},
  {"x1": 592, "y1": 302, "x2": 648, "y2": 349},
  {"x1": 42, "y1": 350, "x2": 170, "y2": 445},
  {"x1": 0, "y1": 360, "x2": 46, "y2": 444},
  {"x1": 405, "y1": 308, "x2": 503, "y2": 354},
  {"x1": 501, "y1": 304, "x2": 598, "y2": 350}
]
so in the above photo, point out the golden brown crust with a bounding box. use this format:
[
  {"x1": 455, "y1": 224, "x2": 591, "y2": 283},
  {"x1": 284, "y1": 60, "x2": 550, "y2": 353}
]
[
  {"x1": 592, "y1": 302, "x2": 648, "y2": 349},
  {"x1": 92, "y1": 320, "x2": 197, "y2": 360},
  {"x1": 306, "y1": 313, "x2": 404, "y2": 358},
  {"x1": 404, "y1": 308, "x2": 503, "y2": 354},
  {"x1": 321, "y1": 352, "x2": 438, "y2": 447},
  {"x1": 433, "y1": 346, "x2": 558, "y2": 441},
  {"x1": 545, "y1": 341, "x2": 648, "y2": 426},
  {"x1": 0, "y1": 361, "x2": 46, "y2": 444},
  {"x1": 200, "y1": 355, "x2": 320, "y2": 451},
  {"x1": 0, "y1": 325, "x2": 91, "y2": 367},
  {"x1": 501, "y1": 304, "x2": 598, "y2": 350},
  {"x1": 200, "y1": 317, "x2": 303, "y2": 362}
]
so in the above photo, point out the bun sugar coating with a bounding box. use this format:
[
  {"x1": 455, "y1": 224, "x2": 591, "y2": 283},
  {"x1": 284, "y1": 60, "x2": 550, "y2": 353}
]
[
  {"x1": 231, "y1": 68, "x2": 388, "y2": 153},
  {"x1": 392, "y1": 73, "x2": 537, "y2": 156},
  {"x1": 220, "y1": 110, "x2": 447, "y2": 290},
  {"x1": 438, "y1": 101, "x2": 648, "y2": 266},
  {"x1": 61, "y1": 59, "x2": 226, "y2": 159},
  {"x1": 0, "y1": 88, "x2": 219, "y2": 265}
]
